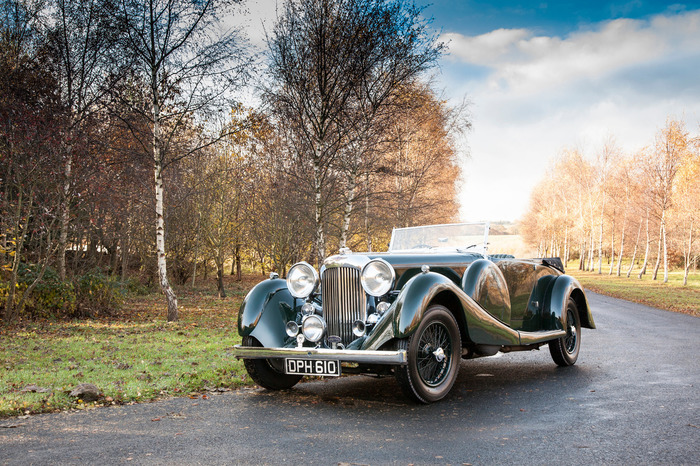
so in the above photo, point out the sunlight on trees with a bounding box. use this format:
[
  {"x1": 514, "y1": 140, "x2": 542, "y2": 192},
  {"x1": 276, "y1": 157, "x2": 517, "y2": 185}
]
[{"x1": 521, "y1": 118, "x2": 699, "y2": 286}]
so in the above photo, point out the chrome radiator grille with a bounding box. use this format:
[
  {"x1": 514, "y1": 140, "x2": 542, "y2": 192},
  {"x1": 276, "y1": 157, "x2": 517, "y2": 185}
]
[{"x1": 322, "y1": 267, "x2": 367, "y2": 345}]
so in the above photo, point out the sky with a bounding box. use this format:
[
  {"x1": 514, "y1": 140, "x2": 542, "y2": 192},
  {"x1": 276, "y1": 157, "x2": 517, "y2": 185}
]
[{"x1": 237, "y1": 0, "x2": 700, "y2": 222}]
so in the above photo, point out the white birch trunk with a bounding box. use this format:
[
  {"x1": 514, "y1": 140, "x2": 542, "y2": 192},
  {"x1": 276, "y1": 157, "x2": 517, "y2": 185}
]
[
  {"x1": 340, "y1": 172, "x2": 357, "y2": 249},
  {"x1": 588, "y1": 227, "x2": 595, "y2": 271},
  {"x1": 652, "y1": 218, "x2": 663, "y2": 280},
  {"x1": 662, "y1": 211, "x2": 669, "y2": 283},
  {"x1": 365, "y1": 173, "x2": 372, "y2": 252},
  {"x1": 638, "y1": 212, "x2": 650, "y2": 279},
  {"x1": 609, "y1": 218, "x2": 615, "y2": 275},
  {"x1": 313, "y1": 153, "x2": 325, "y2": 265},
  {"x1": 153, "y1": 97, "x2": 178, "y2": 322},
  {"x1": 58, "y1": 147, "x2": 73, "y2": 281},
  {"x1": 597, "y1": 210, "x2": 604, "y2": 274},
  {"x1": 627, "y1": 221, "x2": 642, "y2": 278},
  {"x1": 683, "y1": 221, "x2": 693, "y2": 286},
  {"x1": 616, "y1": 221, "x2": 626, "y2": 276}
]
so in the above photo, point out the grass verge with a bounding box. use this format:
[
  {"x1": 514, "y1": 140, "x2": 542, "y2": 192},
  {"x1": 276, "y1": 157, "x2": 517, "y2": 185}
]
[
  {"x1": 0, "y1": 276, "x2": 261, "y2": 418},
  {"x1": 568, "y1": 266, "x2": 699, "y2": 317}
]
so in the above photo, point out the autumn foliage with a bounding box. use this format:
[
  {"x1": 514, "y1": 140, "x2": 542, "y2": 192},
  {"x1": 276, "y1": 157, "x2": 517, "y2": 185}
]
[
  {"x1": 521, "y1": 118, "x2": 699, "y2": 285},
  {"x1": 0, "y1": 0, "x2": 464, "y2": 322}
]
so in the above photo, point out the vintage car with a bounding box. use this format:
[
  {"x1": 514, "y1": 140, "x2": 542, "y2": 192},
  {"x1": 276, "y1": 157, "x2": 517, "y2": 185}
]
[{"x1": 233, "y1": 223, "x2": 595, "y2": 403}]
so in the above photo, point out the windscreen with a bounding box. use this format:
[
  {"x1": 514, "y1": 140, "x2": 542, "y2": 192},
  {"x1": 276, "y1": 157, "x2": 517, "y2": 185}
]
[{"x1": 388, "y1": 223, "x2": 489, "y2": 252}]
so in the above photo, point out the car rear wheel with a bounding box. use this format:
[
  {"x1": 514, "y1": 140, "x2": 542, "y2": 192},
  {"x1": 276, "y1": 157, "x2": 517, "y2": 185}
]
[
  {"x1": 549, "y1": 298, "x2": 581, "y2": 366},
  {"x1": 242, "y1": 336, "x2": 302, "y2": 390},
  {"x1": 395, "y1": 305, "x2": 461, "y2": 403}
]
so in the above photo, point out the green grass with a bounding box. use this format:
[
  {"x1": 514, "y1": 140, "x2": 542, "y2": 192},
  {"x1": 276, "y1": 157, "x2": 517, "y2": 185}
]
[
  {"x1": 0, "y1": 276, "x2": 261, "y2": 418},
  {"x1": 568, "y1": 264, "x2": 700, "y2": 317}
]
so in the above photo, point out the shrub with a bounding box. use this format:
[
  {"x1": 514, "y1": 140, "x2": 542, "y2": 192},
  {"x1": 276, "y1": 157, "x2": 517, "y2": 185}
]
[
  {"x1": 75, "y1": 269, "x2": 125, "y2": 317},
  {"x1": 119, "y1": 277, "x2": 151, "y2": 296},
  {"x1": 1, "y1": 265, "x2": 129, "y2": 319},
  {"x1": 0, "y1": 263, "x2": 77, "y2": 319}
]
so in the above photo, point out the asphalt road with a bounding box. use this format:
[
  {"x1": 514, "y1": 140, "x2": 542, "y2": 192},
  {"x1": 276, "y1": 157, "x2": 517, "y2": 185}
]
[{"x1": 1, "y1": 292, "x2": 698, "y2": 465}]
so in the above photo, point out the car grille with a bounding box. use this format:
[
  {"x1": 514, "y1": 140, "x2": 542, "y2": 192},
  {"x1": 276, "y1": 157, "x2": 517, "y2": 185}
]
[{"x1": 322, "y1": 266, "x2": 367, "y2": 346}]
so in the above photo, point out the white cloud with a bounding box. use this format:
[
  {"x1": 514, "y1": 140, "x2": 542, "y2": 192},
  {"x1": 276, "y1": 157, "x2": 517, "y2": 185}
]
[
  {"x1": 443, "y1": 10, "x2": 700, "y2": 95},
  {"x1": 445, "y1": 10, "x2": 700, "y2": 222},
  {"x1": 442, "y1": 28, "x2": 530, "y2": 65}
]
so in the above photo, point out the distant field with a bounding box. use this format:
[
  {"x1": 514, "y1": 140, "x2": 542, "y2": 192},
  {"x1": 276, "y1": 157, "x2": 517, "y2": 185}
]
[{"x1": 488, "y1": 234, "x2": 537, "y2": 257}]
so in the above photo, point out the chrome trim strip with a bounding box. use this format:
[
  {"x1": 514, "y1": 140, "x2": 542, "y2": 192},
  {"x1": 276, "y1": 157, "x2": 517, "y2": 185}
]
[
  {"x1": 232, "y1": 345, "x2": 408, "y2": 365},
  {"x1": 519, "y1": 329, "x2": 566, "y2": 345}
]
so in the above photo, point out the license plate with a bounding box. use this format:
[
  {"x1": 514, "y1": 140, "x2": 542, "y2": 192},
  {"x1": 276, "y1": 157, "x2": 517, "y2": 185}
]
[{"x1": 285, "y1": 359, "x2": 341, "y2": 377}]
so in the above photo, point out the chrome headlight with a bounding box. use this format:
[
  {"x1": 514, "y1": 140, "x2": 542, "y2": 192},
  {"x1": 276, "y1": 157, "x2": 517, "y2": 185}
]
[
  {"x1": 361, "y1": 259, "x2": 395, "y2": 297},
  {"x1": 286, "y1": 262, "x2": 319, "y2": 298},
  {"x1": 302, "y1": 314, "x2": 326, "y2": 342}
]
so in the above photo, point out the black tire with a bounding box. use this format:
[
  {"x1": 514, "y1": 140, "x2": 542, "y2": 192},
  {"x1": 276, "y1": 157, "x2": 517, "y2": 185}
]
[
  {"x1": 242, "y1": 336, "x2": 302, "y2": 390},
  {"x1": 395, "y1": 305, "x2": 461, "y2": 403},
  {"x1": 549, "y1": 298, "x2": 581, "y2": 366}
]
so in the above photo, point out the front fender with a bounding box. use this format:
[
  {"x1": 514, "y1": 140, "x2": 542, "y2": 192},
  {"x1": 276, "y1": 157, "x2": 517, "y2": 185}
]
[
  {"x1": 544, "y1": 275, "x2": 596, "y2": 330},
  {"x1": 237, "y1": 279, "x2": 297, "y2": 348},
  {"x1": 392, "y1": 272, "x2": 457, "y2": 338}
]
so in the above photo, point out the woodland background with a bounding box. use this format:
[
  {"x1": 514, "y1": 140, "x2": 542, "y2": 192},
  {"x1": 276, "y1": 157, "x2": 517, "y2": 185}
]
[
  {"x1": 2, "y1": 0, "x2": 697, "y2": 326},
  {"x1": 1, "y1": 0, "x2": 466, "y2": 322}
]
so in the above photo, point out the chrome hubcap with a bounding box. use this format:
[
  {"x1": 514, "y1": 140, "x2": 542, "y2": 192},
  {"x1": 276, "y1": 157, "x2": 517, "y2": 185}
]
[{"x1": 433, "y1": 347, "x2": 446, "y2": 362}]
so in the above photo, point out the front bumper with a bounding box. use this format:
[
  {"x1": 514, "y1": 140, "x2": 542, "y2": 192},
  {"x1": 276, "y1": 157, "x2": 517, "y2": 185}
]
[{"x1": 233, "y1": 345, "x2": 408, "y2": 365}]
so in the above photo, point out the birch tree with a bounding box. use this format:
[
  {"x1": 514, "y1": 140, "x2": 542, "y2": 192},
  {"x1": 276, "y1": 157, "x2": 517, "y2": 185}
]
[
  {"x1": 265, "y1": 0, "x2": 442, "y2": 265},
  {"x1": 117, "y1": 0, "x2": 249, "y2": 321},
  {"x1": 672, "y1": 135, "x2": 700, "y2": 285},
  {"x1": 647, "y1": 119, "x2": 688, "y2": 283},
  {"x1": 595, "y1": 138, "x2": 619, "y2": 274}
]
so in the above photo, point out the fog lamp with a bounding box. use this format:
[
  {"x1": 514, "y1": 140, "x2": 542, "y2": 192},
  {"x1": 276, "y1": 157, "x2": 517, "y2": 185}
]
[
  {"x1": 302, "y1": 314, "x2": 326, "y2": 343},
  {"x1": 376, "y1": 301, "x2": 391, "y2": 315},
  {"x1": 301, "y1": 302, "x2": 315, "y2": 316}
]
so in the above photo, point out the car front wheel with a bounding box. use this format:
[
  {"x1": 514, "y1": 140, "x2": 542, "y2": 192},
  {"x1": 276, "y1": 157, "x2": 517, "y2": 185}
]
[
  {"x1": 395, "y1": 305, "x2": 461, "y2": 403},
  {"x1": 549, "y1": 298, "x2": 581, "y2": 366},
  {"x1": 242, "y1": 336, "x2": 302, "y2": 390}
]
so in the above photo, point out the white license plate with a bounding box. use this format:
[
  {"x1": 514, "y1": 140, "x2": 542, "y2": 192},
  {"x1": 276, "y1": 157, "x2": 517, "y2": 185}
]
[{"x1": 285, "y1": 359, "x2": 341, "y2": 377}]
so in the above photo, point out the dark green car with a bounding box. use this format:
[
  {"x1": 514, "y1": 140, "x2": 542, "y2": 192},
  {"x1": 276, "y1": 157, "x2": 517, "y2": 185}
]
[{"x1": 234, "y1": 223, "x2": 595, "y2": 403}]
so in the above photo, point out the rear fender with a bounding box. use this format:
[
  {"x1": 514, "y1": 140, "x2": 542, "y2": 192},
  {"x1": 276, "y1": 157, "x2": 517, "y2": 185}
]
[
  {"x1": 461, "y1": 259, "x2": 512, "y2": 325},
  {"x1": 237, "y1": 279, "x2": 297, "y2": 348},
  {"x1": 544, "y1": 275, "x2": 596, "y2": 330}
]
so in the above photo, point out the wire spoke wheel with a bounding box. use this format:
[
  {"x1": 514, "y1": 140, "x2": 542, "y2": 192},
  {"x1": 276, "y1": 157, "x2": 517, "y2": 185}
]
[
  {"x1": 549, "y1": 298, "x2": 581, "y2": 367},
  {"x1": 396, "y1": 305, "x2": 461, "y2": 403},
  {"x1": 564, "y1": 308, "x2": 578, "y2": 354},
  {"x1": 416, "y1": 321, "x2": 452, "y2": 387}
]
